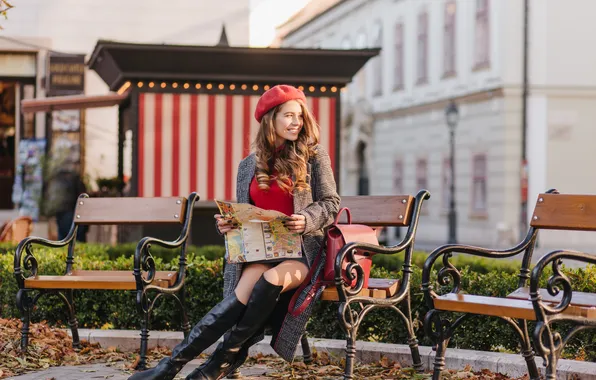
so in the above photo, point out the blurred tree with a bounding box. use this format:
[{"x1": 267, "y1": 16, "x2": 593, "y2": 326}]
[{"x1": 0, "y1": 0, "x2": 13, "y2": 29}]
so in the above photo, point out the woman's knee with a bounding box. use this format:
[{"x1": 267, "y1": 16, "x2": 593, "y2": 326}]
[
  {"x1": 234, "y1": 263, "x2": 270, "y2": 303},
  {"x1": 263, "y1": 261, "x2": 308, "y2": 290}
]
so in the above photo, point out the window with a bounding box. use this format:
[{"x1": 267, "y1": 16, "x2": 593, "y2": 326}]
[
  {"x1": 393, "y1": 158, "x2": 403, "y2": 194},
  {"x1": 416, "y1": 158, "x2": 428, "y2": 190},
  {"x1": 442, "y1": 157, "x2": 451, "y2": 209},
  {"x1": 443, "y1": 1, "x2": 457, "y2": 76},
  {"x1": 472, "y1": 154, "x2": 487, "y2": 213},
  {"x1": 372, "y1": 21, "x2": 383, "y2": 96},
  {"x1": 394, "y1": 23, "x2": 404, "y2": 90},
  {"x1": 417, "y1": 11, "x2": 428, "y2": 84},
  {"x1": 474, "y1": 0, "x2": 490, "y2": 67}
]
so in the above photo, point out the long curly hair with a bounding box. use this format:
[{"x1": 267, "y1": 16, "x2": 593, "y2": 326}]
[{"x1": 253, "y1": 99, "x2": 320, "y2": 194}]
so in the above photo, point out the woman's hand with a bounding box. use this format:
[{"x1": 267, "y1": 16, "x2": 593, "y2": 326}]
[
  {"x1": 214, "y1": 214, "x2": 238, "y2": 234},
  {"x1": 283, "y1": 214, "x2": 306, "y2": 234}
]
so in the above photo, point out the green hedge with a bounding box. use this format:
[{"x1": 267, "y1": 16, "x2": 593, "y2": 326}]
[{"x1": 1, "y1": 244, "x2": 595, "y2": 362}]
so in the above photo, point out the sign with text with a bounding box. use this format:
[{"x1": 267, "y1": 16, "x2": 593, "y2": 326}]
[{"x1": 46, "y1": 54, "x2": 86, "y2": 95}]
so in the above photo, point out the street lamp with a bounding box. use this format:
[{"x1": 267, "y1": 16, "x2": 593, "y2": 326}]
[{"x1": 445, "y1": 100, "x2": 459, "y2": 244}]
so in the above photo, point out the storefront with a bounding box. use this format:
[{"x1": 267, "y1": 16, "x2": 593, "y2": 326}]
[
  {"x1": 23, "y1": 39, "x2": 378, "y2": 245},
  {"x1": 0, "y1": 52, "x2": 37, "y2": 211}
]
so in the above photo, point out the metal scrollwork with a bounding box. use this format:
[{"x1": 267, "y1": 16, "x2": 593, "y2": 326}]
[
  {"x1": 541, "y1": 258, "x2": 572, "y2": 315},
  {"x1": 23, "y1": 244, "x2": 38, "y2": 278},
  {"x1": 344, "y1": 248, "x2": 366, "y2": 296},
  {"x1": 141, "y1": 244, "x2": 156, "y2": 285},
  {"x1": 437, "y1": 252, "x2": 461, "y2": 293},
  {"x1": 137, "y1": 290, "x2": 151, "y2": 314},
  {"x1": 338, "y1": 301, "x2": 361, "y2": 333},
  {"x1": 533, "y1": 321, "x2": 561, "y2": 368}
]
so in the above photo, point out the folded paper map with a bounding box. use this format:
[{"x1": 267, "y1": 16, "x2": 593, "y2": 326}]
[{"x1": 215, "y1": 200, "x2": 303, "y2": 264}]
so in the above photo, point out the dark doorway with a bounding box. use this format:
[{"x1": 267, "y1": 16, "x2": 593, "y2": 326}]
[{"x1": 356, "y1": 140, "x2": 369, "y2": 196}]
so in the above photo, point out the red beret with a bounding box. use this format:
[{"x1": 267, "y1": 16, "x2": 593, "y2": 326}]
[{"x1": 254, "y1": 85, "x2": 307, "y2": 122}]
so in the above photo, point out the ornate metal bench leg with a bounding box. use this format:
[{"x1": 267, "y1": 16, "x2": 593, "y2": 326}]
[
  {"x1": 533, "y1": 322, "x2": 559, "y2": 380},
  {"x1": 343, "y1": 331, "x2": 357, "y2": 380},
  {"x1": 404, "y1": 295, "x2": 423, "y2": 371},
  {"x1": 16, "y1": 289, "x2": 31, "y2": 352},
  {"x1": 64, "y1": 289, "x2": 81, "y2": 349},
  {"x1": 408, "y1": 336, "x2": 423, "y2": 372},
  {"x1": 301, "y1": 334, "x2": 313, "y2": 364},
  {"x1": 137, "y1": 313, "x2": 150, "y2": 370},
  {"x1": 179, "y1": 285, "x2": 191, "y2": 338},
  {"x1": 518, "y1": 321, "x2": 539, "y2": 380},
  {"x1": 424, "y1": 310, "x2": 453, "y2": 380},
  {"x1": 521, "y1": 348, "x2": 540, "y2": 380}
]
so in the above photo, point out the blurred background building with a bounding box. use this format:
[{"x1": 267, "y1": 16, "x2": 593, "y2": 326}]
[
  {"x1": 0, "y1": 0, "x2": 303, "y2": 235},
  {"x1": 277, "y1": 0, "x2": 596, "y2": 252},
  {"x1": 2, "y1": 0, "x2": 596, "y2": 253}
]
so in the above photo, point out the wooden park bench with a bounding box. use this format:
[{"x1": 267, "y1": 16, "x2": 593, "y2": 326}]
[
  {"x1": 299, "y1": 190, "x2": 430, "y2": 380},
  {"x1": 421, "y1": 189, "x2": 596, "y2": 380},
  {"x1": 13, "y1": 192, "x2": 199, "y2": 370}
]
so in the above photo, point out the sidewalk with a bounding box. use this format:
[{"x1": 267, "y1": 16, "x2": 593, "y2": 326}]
[
  {"x1": 8, "y1": 329, "x2": 596, "y2": 379},
  {"x1": 9, "y1": 359, "x2": 274, "y2": 380}
]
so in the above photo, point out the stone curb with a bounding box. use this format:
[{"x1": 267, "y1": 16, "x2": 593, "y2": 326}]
[{"x1": 70, "y1": 329, "x2": 596, "y2": 379}]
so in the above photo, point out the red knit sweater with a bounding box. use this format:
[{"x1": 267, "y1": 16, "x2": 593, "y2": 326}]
[
  {"x1": 250, "y1": 174, "x2": 294, "y2": 216},
  {"x1": 249, "y1": 145, "x2": 294, "y2": 216}
]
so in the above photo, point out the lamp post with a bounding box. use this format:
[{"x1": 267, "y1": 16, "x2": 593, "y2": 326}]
[{"x1": 445, "y1": 100, "x2": 459, "y2": 244}]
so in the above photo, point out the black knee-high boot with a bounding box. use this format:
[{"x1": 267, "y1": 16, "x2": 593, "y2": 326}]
[
  {"x1": 185, "y1": 276, "x2": 283, "y2": 380},
  {"x1": 128, "y1": 294, "x2": 246, "y2": 380}
]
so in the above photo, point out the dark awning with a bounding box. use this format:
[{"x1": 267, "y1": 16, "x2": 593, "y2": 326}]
[
  {"x1": 87, "y1": 40, "x2": 380, "y2": 92},
  {"x1": 21, "y1": 92, "x2": 129, "y2": 113}
]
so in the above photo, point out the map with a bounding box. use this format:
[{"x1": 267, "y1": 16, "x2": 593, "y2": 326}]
[{"x1": 215, "y1": 200, "x2": 303, "y2": 264}]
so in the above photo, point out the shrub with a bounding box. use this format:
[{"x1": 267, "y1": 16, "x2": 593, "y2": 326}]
[{"x1": 1, "y1": 243, "x2": 595, "y2": 362}]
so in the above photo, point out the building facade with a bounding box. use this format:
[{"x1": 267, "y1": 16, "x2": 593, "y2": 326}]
[
  {"x1": 0, "y1": 0, "x2": 251, "y2": 222},
  {"x1": 280, "y1": 0, "x2": 596, "y2": 252}
]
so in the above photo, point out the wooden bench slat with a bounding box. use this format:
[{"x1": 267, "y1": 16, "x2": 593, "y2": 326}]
[
  {"x1": 507, "y1": 287, "x2": 596, "y2": 308},
  {"x1": 24, "y1": 270, "x2": 177, "y2": 290},
  {"x1": 434, "y1": 294, "x2": 538, "y2": 320},
  {"x1": 530, "y1": 193, "x2": 596, "y2": 231},
  {"x1": 434, "y1": 293, "x2": 596, "y2": 320},
  {"x1": 320, "y1": 278, "x2": 400, "y2": 301},
  {"x1": 367, "y1": 278, "x2": 399, "y2": 297},
  {"x1": 74, "y1": 197, "x2": 187, "y2": 225},
  {"x1": 337, "y1": 196, "x2": 413, "y2": 226}
]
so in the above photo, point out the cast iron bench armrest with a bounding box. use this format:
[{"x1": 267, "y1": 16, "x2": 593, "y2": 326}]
[
  {"x1": 334, "y1": 241, "x2": 409, "y2": 302},
  {"x1": 334, "y1": 190, "x2": 430, "y2": 305},
  {"x1": 421, "y1": 230, "x2": 537, "y2": 307},
  {"x1": 14, "y1": 235, "x2": 76, "y2": 288},
  {"x1": 134, "y1": 236, "x2": 190, "y2": 293},
  {"x1": 529, "y1": 249, "x2": 596, "y2": 318},
  {"x1": 133, "y1": 192, "x2": 197, "y2": 293}
]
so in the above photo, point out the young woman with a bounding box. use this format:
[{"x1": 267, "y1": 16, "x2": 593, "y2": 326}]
[{"x1": 129, "y1": 84, "x2": 340, "y2": 380}]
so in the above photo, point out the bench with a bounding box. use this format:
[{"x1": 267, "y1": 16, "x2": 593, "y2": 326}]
[
  {"x1": 13, "y1": 192, "x2": 199, "y2": 370},
  {"x1": 299, "y1": 190, "x2": 430, "y2": 380},
  {"x1": 421, "y1": 189, "x2": 596, "y2": 380}
]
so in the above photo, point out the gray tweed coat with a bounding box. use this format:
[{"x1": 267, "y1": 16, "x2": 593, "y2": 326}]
[{"x1": 223, "y1": 145, "x2": 340, "y2": 362}]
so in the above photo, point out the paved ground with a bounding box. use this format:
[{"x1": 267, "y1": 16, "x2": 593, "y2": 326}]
[
  {"x1": 7, "y1": 331, "x2": 596, "y2": 380},
  {"x1": 9, "y1": 359, "x2": 275, "y2": 380}
]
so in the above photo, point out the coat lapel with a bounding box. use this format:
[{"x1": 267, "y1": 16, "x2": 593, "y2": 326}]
[{"x1": 237, "y1": 155, "x2": 256, "y2": 204}]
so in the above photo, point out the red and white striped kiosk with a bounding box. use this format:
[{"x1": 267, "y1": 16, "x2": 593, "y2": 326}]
[{"x1": 90, "y1": 40, "x2": 377, "y2": 243}]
